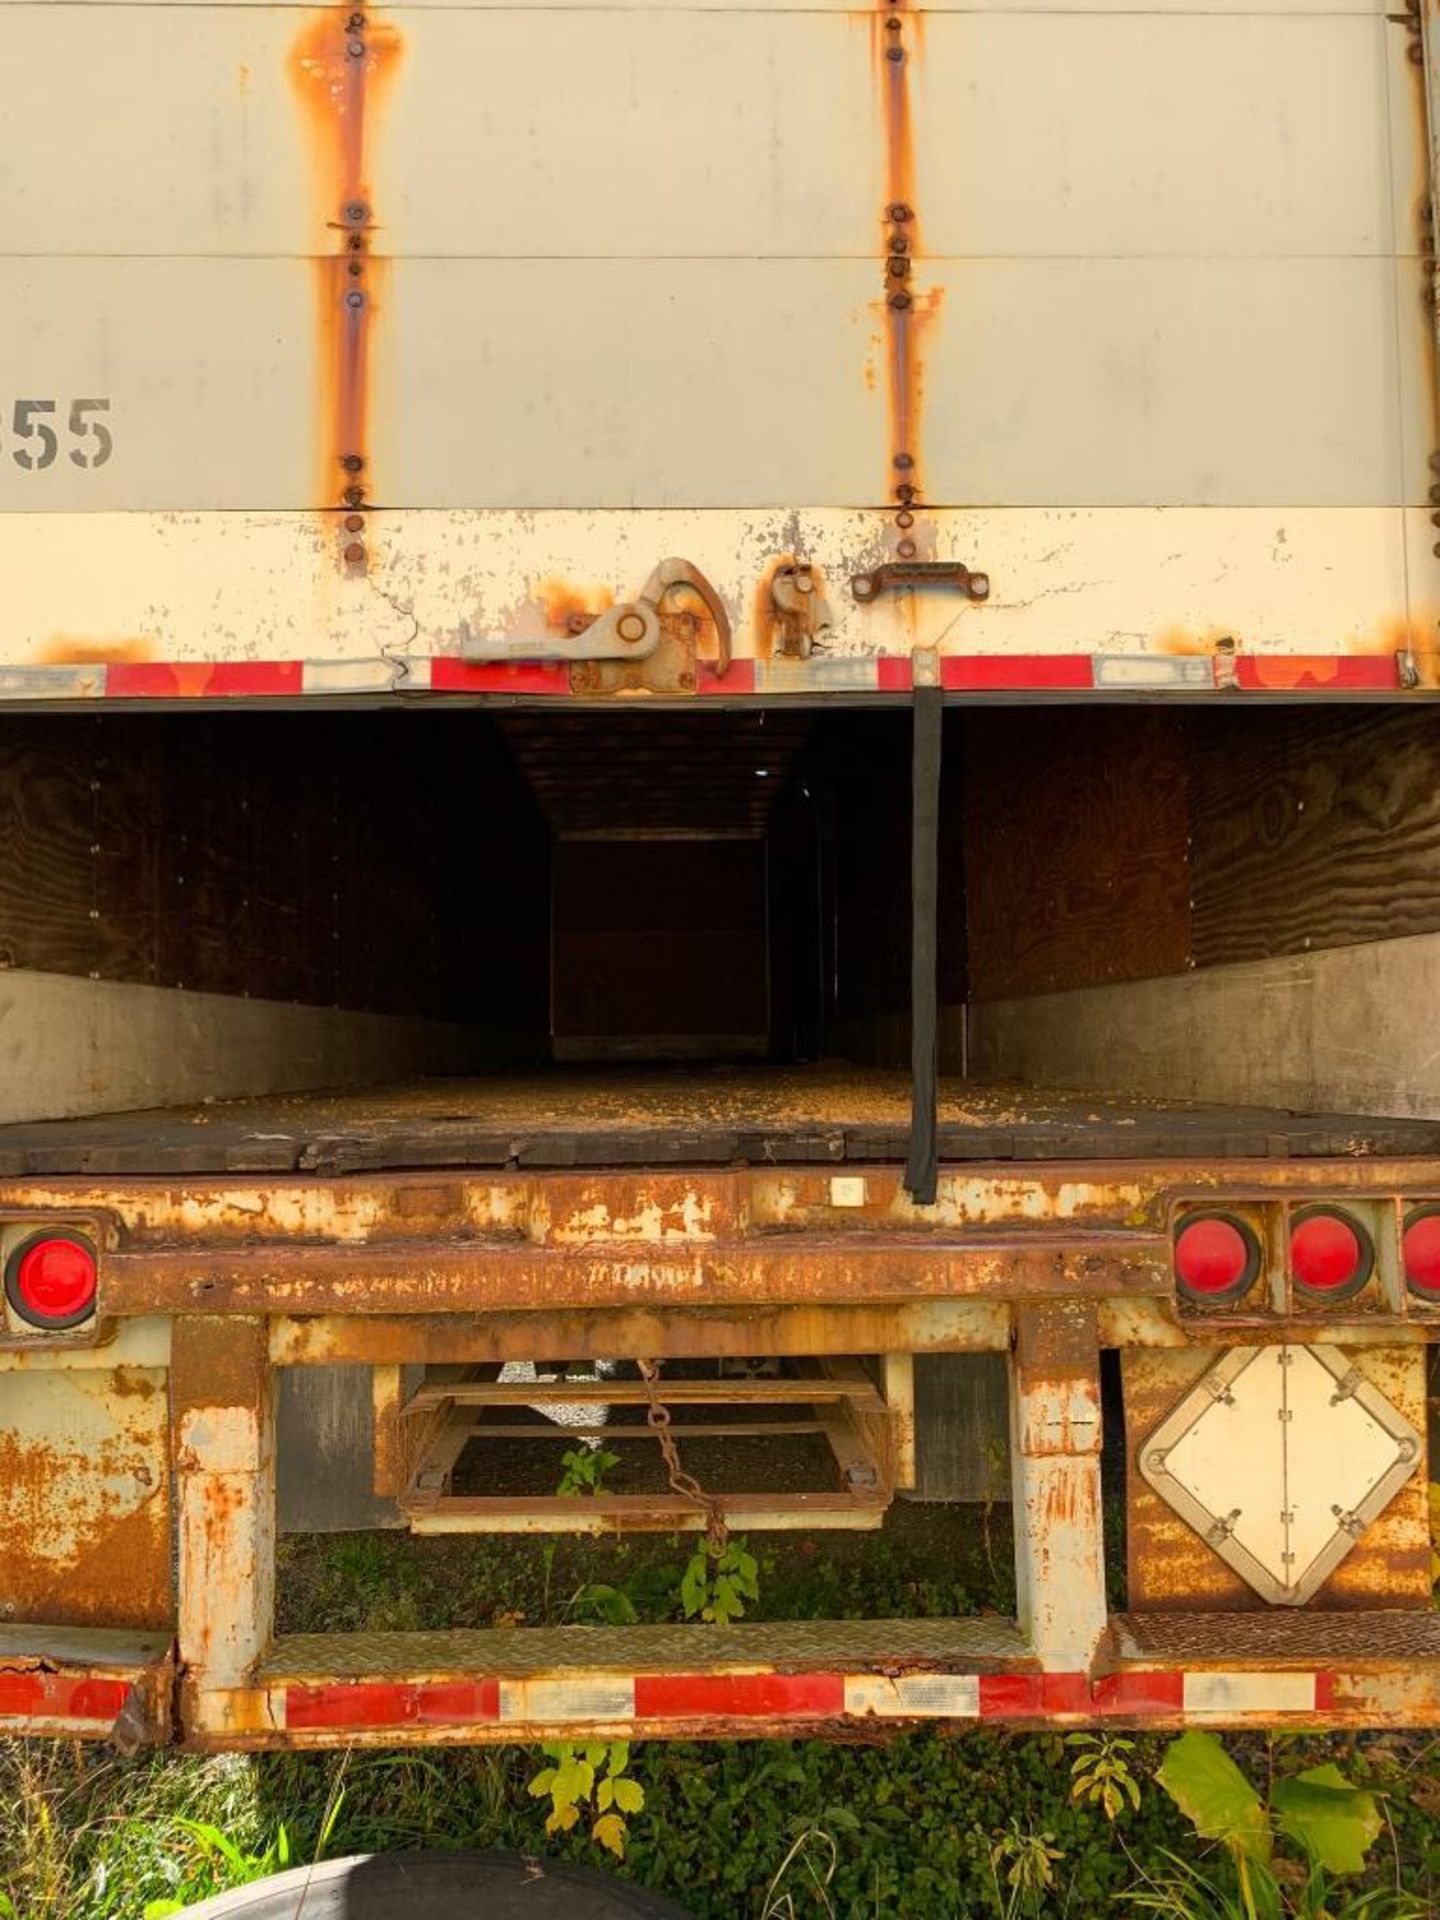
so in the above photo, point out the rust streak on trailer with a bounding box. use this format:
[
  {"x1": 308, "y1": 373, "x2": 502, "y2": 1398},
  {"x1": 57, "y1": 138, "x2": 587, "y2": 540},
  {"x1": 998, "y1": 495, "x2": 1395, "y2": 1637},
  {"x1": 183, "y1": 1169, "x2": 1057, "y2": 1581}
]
[
  {"x1": 537, "y1": 579, "x2": 616, "y2": 637},
  {"x1": 291, "y1": 4, "x2": 402, "y2": 522},
  {"x1": 37, "y1": 636, "x2": 156, "y2": 667},
  {"x1": 872, "y1": 1, "x2": 933, "y2": 549}
]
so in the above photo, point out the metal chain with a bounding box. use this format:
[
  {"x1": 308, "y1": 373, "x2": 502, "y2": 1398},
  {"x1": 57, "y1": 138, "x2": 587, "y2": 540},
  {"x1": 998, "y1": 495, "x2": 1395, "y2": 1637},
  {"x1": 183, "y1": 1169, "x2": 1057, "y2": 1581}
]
[{"x1": 637, "y1": 1357, "x2": 729, "y2": 1557}]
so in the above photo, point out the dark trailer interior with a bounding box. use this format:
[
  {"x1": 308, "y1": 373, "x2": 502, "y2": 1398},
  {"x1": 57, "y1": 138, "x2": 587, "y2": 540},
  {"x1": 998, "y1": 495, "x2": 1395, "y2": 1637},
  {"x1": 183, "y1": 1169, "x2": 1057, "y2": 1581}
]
[{"x1": 2, "y1": 701, "x2": 1439, "y2": 1171}]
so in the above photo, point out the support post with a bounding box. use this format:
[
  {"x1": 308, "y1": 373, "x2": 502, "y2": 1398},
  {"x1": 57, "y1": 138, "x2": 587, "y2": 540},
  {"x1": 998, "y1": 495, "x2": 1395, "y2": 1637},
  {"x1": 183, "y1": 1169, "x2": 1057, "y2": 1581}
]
[
  {"x1": 171, "y1": 1317, "x2": 275, "y2": 1715},
  {"x1": 1010, "y1": 1302, "x2": 1107, "y2": 1668}
]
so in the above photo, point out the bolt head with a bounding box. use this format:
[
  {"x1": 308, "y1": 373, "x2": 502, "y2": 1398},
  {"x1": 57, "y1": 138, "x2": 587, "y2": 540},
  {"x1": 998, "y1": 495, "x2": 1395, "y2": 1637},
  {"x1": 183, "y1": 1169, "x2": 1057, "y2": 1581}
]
[
  {"x1": 897, "y1": 539, "x2": 917, "y2": 560},
  {"x1": 617, "y1": 612, "x2": 647, "y2": 644},
  {"x1": 345, "y1": 513, "x2": 365, "y2": 532},
  {"x1": 342, "y1": 454, "x2": 364, "y2": 473},
  {"x1": 969, "y1": 573, "x2": 991, "y2": 600},
  {"x1": 344, "y1": 202, "x2": 369, "y2": 225},
  {"x1": 888, "y1": 290, "x2": 913, "y2": 311},
  {"x1": 893, "y1": 452, "x2": 915, "y2": 471},
  {"x1": 346, "y1": 37, "x2": 366, "y2": 56},
  {"x1": 887, "y1": 202, "x2": 912, "y2": 222},
  {"x1": 886, "y1": 45, "x2": 905, "y2": 61},
  {"x1": 345, "y1": 289, "x2": 366, "y2": 309},
  {"x1": 343, "y1": 542, "x2": 366, "y2": 565}
]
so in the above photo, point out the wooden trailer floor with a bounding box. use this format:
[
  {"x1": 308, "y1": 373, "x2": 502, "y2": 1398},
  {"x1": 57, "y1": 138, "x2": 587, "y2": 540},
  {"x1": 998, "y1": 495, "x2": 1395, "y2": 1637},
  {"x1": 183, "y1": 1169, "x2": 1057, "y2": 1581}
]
[{"x1": 2, "y1": 1065, "x2": 1438, "y2": 1176}]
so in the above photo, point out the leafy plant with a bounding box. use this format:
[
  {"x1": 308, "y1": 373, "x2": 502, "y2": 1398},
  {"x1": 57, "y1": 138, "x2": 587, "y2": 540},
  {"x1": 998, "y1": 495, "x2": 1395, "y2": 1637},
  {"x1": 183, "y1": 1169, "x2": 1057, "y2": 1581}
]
[
  {"x1": 1123, "y1": 1846, "x2": 1425, "y2": 1920},
  {"x1": 557, "y1": 1445, "x2": 621, "y2": 1499},
  {"x1": 1069, "y1": 1732, "x2": 1143, "y2": 1822},
  {"x1": 570, "y1": 1580, "x2": 640, "y2": 1625},
  {"x1": 1135, "y1": 1731, "x2": 1415, "y2": 1920},
  {"x1": 527, "y1": 1742, "x2": 644, "y2": 1860},
  {"x1": 988, "y1": 1818, "x2": 1064, "y2": 1919},
  {"x1": 680, "y1": 1537, "x2": 760, "y2": 1626}
]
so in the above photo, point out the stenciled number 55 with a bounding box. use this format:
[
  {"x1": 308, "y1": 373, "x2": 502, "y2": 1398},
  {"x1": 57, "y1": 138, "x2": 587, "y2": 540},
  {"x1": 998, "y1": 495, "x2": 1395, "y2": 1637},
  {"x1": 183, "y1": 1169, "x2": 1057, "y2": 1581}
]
[{"x1": 8, "y1": 399, "x2": 113, "y2": 471}]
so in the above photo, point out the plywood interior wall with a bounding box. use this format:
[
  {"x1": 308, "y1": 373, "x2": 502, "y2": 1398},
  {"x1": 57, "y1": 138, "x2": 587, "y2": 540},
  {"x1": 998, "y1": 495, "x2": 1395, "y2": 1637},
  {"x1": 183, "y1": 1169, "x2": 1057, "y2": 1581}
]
[
  {"x1": 964, "y1": 703, "x2": 1440, "y2": 1118},
  {"x1": 963, "y1": 704, "x2": 1440, "y2": 1001},
  {"x1": 0, "y1": 712, "x2": 549, "y2": 1025}
]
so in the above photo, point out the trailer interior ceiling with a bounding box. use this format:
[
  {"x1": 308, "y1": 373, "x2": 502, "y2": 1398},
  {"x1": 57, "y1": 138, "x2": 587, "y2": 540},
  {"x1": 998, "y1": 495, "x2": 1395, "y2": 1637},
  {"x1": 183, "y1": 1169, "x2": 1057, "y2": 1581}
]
[{"x1": 1, "y1": 703, "x2": 1438, "y2": 1148}]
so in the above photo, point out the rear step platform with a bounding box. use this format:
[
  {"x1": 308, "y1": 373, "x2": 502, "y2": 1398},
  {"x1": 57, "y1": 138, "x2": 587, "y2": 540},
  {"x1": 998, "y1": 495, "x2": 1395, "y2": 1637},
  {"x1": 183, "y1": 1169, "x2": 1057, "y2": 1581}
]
[{"x1": 237, "y1": 1613, "x2": 1440, "y2": 1741}]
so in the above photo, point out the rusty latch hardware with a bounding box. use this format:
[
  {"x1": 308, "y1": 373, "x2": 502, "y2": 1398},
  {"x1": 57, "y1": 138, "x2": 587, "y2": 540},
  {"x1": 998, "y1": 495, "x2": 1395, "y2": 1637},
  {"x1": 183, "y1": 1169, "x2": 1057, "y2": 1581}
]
[
  {"x1": 459, "y1": 558, "x2": 732, "y2": 670},
  {"x1": 769, "y1": 562, "x2": 836, "y2": 658},
  {"x1": 850, "y1": 561, "x2": 990, "y2": 604}
]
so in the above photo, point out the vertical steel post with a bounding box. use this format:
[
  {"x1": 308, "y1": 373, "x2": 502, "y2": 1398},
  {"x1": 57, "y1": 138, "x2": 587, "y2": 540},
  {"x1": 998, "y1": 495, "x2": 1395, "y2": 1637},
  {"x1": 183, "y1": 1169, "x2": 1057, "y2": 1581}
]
[
  {"x1": 1010, "y1": 1302, "x2": 1107, "y2": 1667},
  {"x1": 171, "y1": 1317, "x2": 275, "y2": 1722}
]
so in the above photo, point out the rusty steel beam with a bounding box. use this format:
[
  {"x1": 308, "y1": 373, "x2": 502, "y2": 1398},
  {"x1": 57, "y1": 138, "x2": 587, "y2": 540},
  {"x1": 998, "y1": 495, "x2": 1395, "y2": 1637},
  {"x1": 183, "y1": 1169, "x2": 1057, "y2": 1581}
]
[
  {"x1": 171, "y1": 1317, "x2": 275, "y2": 1701},
  {"x1": 1010, "y1": 1302, "x2": 1108, "y2": 1668},
  {"x1": 271, "y1": 1301, "x2": 1012, "y2": 1367},
  {"x1": 102, "y1": 1233, "x2": 1162, "y2": 1317}
]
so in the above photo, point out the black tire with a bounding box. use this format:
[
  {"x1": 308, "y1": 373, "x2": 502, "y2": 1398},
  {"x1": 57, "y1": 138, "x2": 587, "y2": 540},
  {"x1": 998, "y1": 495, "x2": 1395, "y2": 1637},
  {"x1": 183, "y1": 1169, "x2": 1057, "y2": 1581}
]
[{"x1": 177, "y1": 1851, "x2": 697, "y2": 1918}]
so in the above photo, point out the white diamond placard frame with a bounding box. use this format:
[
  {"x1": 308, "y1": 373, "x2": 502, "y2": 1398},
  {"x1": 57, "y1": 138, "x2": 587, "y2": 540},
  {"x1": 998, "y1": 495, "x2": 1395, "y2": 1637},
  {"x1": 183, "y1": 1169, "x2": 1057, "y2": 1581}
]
[{"x1": 1138, "y1": 1344, "x2": 1423, "y2": 1608}]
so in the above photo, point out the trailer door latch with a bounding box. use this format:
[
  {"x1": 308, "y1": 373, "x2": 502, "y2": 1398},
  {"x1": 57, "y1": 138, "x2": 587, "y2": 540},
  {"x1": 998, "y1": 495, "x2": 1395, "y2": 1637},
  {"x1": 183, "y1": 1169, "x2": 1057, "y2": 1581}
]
[
  {"x1": 458, "y1": 558, "x2": 732, "y2": 670},
  {"x1": 851, "y1": 561, "x2": 990, "y2": 605}
]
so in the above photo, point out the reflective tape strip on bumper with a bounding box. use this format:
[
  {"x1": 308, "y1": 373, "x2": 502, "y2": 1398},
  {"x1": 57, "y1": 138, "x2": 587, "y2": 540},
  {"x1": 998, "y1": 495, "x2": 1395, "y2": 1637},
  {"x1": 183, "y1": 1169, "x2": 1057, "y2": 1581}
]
[{"x1": 274, "y1": 1667, "x2": 1328, "y2": 1733}]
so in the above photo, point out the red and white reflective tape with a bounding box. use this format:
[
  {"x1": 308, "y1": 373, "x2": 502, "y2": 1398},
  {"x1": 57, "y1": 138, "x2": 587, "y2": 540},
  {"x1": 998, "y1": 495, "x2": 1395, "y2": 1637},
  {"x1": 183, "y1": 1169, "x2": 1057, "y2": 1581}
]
[
  {"x1": 0, "y1": 1670, "x2": 131, "y2": 1726},
  {"x1": 0, "y1": 653, "x2": 1408, "y2": 703},
  {"x1": 272, "y1": 1667, "x2": 1333, "y2": 1734}
]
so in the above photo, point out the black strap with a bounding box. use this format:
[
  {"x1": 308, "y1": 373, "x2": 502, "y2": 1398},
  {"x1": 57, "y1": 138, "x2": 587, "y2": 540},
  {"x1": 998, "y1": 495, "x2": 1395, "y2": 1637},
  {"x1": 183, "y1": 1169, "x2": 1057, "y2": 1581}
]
[{"x1": 904, "y1": 683, "x2": 943, "y2": 1204}]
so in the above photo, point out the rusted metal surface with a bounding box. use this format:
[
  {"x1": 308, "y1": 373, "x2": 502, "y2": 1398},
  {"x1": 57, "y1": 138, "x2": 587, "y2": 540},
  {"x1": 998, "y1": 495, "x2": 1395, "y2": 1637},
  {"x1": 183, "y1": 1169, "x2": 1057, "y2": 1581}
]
[
  {"x1": 1124, "y1": 1345, "x2": 1431, "y2": 1614},
  {"x1": 874, "y1": 2, "x2": 926, "y2": 559},
  {"x1": 400, "y1": 1357, "x2": 895, "y2": 1534},
  {"x1": 1010, "y1": 1303, "x2": 1107, "y2": 1667},
  {"x1": 6, "y1": 1150, "x2": 1440, "y2": 1324},
  {"x1": 0, "y1": 1627, "x2": 174, "y2": 1746},
  {"x1": 96, "y1": 1232, "x2": 1164, "y2": 1318},
  {"x1": 291, "y1": 2, "x2": 401, "y2": 539},
  {"x1": 0, "y1": 1364, "x2": 171, "y2": 1630},
  {"x1": 851, "y1": 560, "x2": 989, "y2": 605},
  {"x1": 756, "y1": 559, "x2": 837, "y2": 660},
  {"x1": 171, "y1": 1317, "x2": 275, "y2": 1692},
  {"x1": 271, "y1": 1301, "x2": 1012, "y2": 1368}
]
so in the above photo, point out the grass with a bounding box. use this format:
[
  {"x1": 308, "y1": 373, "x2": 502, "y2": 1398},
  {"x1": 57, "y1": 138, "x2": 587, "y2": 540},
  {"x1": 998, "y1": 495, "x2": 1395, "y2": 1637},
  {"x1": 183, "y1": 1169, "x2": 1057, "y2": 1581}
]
[
  {"x1": 4, "y1": 1520, "x2": 1440, "y2": 1918},
  {"x1": 5, "y1": 1728, "x2": 1440, "y2": 1920},
  {"x1": 273, "y1": 1502, "x2": 1017, "y2": 1636}
]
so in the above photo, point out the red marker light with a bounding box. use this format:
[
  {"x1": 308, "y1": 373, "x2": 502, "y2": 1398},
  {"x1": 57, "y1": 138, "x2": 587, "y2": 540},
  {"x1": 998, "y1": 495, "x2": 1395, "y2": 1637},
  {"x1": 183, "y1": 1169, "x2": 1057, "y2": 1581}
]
[
  {"x1": 1289, "y1": 1208, "x2": 1372, "y2": 1302},
  {"x1": 1174, "y1": 1213, "x2": 1260, "y2": 1305},
  {"x1": 5, "y1": 1232, "x2": 98, "y2": 1328},
  {"x1": 1403, "y1": 1208, "x2": 1440, "y2": 1299}
]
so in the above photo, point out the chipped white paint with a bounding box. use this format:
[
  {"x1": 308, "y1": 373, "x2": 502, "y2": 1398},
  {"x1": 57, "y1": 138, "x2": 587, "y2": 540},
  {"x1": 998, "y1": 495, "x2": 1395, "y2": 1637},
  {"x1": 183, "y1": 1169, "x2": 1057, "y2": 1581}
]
[
  {"x1": 844, "y1": 1673, "x2": 980, "y2": 1718},
  {"x1": 0, "y1": 509, "x2": 1425, "y2": 676},
  {"x1": 0, "y1": 1370, "x2": 166, "y2": 1572},
  {"x1": 1009, "y1": 1353, "x2": 1108, "y2": 1668},
  {"x1": 1182, "y1": 1672, "x2": 1320, "y2": 1716},
  {"x1": 0, "y1": 1318, "x2": 171, "y2": 1372},
  {"x1": 497, "y1": 1678, "x2": 636, "y2": 1723}
]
